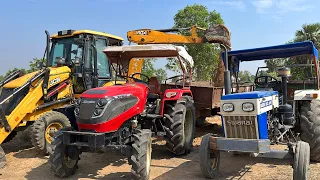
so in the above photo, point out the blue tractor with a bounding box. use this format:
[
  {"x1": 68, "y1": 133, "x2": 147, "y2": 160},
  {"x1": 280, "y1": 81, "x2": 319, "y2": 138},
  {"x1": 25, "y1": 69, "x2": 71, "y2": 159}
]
[{"x1": 199, "y1": 41, "x2": 319, "y2": 180}]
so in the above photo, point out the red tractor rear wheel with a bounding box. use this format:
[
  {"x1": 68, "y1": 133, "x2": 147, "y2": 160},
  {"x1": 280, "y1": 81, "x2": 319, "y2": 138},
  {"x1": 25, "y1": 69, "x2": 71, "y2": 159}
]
[{"x1": 164, "y1": 96, "x2": 196, "y2": 155}]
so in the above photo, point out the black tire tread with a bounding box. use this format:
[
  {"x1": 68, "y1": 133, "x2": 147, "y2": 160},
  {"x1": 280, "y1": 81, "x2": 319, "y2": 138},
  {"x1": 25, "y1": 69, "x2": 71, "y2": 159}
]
[
  {"x1": 30, "y1": 111, "x2": 71, "y2": 154},
  {"x1": 300, "y1": 99, "x2": 320, "y2": 161},
  {"x1": 164, "y1": 96, "x2": 196, "y2": 155},
  {"x1": 293, "y1": 141, "x2": 310, "y2": 180},
  {"x1": 199, "y1": 133, "x2": 220, "y2": 179},
  {"x1": 130, "y1": 129, "x2": 152, "y2": 180},
  {"x1": 49, "y1": 127, "x2": 78, "y2": 178}
]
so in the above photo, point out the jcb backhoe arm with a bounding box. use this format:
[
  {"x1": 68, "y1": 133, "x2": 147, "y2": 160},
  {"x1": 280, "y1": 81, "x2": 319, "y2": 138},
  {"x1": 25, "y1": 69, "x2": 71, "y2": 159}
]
[{"x1": 127, "y1": 24, "x2": 231, "y2": 48}]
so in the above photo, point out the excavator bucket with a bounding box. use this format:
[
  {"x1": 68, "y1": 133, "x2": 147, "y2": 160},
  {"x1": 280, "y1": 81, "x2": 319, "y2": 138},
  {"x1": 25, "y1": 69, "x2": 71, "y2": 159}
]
[{"x1": 204, "y1": 24, "x2": 231, "y2": 49}]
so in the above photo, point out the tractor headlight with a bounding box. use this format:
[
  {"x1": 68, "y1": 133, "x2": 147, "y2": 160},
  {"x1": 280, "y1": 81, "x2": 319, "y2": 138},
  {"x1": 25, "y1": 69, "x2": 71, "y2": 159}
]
[
  {"x1": 222, "y1": 103, "x2": 234, "y2": 112},
  {"x1": 242, "y1": 102, "x2": 254, "y2": 112}
]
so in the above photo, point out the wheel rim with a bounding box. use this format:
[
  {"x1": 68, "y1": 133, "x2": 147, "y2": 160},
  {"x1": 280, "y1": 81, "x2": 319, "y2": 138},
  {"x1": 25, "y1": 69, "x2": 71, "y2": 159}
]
[
  {"x1": 146, "y1": 140, "x2": 152, "y2": 174},
  {"x1": 64, "y1": 146, "x2": 78, "y2": 168},
  {"x1": 209, "y1": 151, "x2": 219, "y2": 170},
  {"x1": 45, "y1": 122, "x2": 63, "y2": 144},
  {"x1": 184, "y1": 109, "x2": 193, "y2": 143}
]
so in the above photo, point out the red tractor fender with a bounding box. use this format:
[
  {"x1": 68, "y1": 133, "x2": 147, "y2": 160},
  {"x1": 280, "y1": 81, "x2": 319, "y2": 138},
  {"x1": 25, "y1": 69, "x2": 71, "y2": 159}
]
[{"x1": 160, "y1": 88, "x2": 193, "y2": 115}]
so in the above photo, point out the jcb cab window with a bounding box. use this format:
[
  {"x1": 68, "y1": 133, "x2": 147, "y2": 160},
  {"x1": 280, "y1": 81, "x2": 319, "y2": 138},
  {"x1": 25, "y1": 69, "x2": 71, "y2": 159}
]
[{"x1": 87, "y1": 39, "x2": 111, "y2": 78}]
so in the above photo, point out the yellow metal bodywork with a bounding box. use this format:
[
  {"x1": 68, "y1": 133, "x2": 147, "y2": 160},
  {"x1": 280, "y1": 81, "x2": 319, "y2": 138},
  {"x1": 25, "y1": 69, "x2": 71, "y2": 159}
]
[
  {"x1": 0, "y1": 66, "x2": 72, "y2": 144},
  {"x1": 51, "y1": 30, "x2": 124, "y2": 41},
  {"x1": 126, "y1": 25, "x2": 231, "y2": 75},
  {"x1": 127, "y1": 25, "x2": 207, "y2": 44},
  {"x1": 0, "y1": 29, "x2": 142, "y2": 144}
]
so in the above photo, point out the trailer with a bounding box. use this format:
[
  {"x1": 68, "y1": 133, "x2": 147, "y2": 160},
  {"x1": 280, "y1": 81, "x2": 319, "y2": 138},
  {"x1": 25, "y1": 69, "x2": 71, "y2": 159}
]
[{"x1": 161, "y1": 81, "x2": 254, "y2": 126}]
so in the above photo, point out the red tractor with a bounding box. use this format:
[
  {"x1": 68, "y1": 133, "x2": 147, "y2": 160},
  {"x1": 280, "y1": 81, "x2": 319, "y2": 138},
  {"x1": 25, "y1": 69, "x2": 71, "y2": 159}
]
[{"x1": 49, "y1": 44, "x2": 196, "y2": 180}]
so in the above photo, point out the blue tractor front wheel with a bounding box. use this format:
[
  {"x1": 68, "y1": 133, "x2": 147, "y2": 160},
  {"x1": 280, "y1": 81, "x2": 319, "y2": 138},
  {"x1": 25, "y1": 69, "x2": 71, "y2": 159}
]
[
  {"x1": 199, "y1": 133, "x2": 220, "y2": 179},
  {"x1": 293, "y1": 141, "x2": 310, "y2": 180}
]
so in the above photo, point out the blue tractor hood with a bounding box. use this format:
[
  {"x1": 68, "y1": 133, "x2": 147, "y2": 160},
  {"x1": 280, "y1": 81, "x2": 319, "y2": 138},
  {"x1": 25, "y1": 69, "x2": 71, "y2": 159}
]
[{"x1": 221, "y1": 91, "x2": 278, "y2": 100}]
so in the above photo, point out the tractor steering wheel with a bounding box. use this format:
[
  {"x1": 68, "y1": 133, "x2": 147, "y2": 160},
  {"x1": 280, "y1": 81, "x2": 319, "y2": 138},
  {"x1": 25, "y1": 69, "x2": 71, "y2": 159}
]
[
  {"x1": 130, "y1": 73, "x2": 150, "y2": 84},
  {"x1": 254, "y1": 75, "x2": 279, "y2": 88},
  {"x1": 165, "y1": 75, "x2": 190, "y2": 88}
]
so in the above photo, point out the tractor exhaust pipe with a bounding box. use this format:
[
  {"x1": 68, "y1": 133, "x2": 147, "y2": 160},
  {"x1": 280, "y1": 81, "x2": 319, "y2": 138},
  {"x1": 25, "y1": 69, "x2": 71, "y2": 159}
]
[
  {"x1": 221, "y1": 44, "x2": 231, "y2": 95},
  {"x1": 278, "y1": 67, "x2": 291, "y2": 105}
]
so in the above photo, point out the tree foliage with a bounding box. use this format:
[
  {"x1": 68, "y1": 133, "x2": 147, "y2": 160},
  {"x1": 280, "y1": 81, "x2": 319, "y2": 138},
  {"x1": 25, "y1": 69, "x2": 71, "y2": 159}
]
[
  {"x1": 141, "y1": 58, "x2": 167, "y2": 83},
  {"x1": 294, "y1": 23, "x2": 320, "y2": 49},
  {"x1": 237, "y1": 70, "x2": 254, "y2": 83},
  {"x1": 263, "y1": 23, "x2": 320, "y2": 81},
  {"x1": 288, "y1": 23, "x2": 320, "y2": 80},
  {"x1": 170, "y1": 4, "x2": 224, "y2": 81}
]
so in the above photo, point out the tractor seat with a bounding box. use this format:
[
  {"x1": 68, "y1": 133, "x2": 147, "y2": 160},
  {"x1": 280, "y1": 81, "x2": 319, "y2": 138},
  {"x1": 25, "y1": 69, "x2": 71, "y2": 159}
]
[{"x1": 147, "y1": 77, "x2": 161, "y2": 101}]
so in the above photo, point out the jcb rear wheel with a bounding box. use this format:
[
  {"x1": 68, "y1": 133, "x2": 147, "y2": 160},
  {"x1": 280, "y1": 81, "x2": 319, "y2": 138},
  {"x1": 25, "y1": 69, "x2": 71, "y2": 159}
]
[{"x1": 31, "y1": 111, "x2": 71, "y2": 154}]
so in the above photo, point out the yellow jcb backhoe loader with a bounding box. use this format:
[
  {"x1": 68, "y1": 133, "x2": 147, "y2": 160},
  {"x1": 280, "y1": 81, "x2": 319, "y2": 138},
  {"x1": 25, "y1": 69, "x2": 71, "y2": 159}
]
[{"x1": 0, "y1": 29, "x2": 143, "y2": 167}]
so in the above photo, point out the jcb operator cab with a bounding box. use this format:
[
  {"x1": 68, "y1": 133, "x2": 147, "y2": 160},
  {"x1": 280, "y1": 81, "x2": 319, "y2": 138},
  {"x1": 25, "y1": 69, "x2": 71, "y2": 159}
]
[{"x1": 47, "y1": 30, "x2": 124, "y2": 94}]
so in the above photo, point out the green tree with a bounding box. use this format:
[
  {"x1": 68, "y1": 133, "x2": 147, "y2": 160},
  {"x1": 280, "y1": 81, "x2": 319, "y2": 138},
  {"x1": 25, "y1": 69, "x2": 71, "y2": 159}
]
[
  {"x1": 28, "y1": 58, "x2": 46, "y2": 73},
  {"x1": 286, "y1": 23, "x2": 320, "y2": 80},
  {"x1": 294, "y1": 23, "x2": 320, "y2": 49},
  {"x1": 5, "y1": 68, "x2": 27, "y2": 76},
  {"x1": 237, "y1": 70, "x2": 254, "y2": 83},
  {"x1": 264, "y1": 58, "x2": 287, "y2": 72},
  {"x1": 154, "y1": 68, "x2": 167, "y2": 83},
  {"x1": 170, "y1": 4, "x2": 224, "y2": 81},
  {"x1": 0, "y1": 75, "x2": 4, "y2": 82},
  {"x1": 141, "y1": 58, "x2": 167, "y2": 83}
]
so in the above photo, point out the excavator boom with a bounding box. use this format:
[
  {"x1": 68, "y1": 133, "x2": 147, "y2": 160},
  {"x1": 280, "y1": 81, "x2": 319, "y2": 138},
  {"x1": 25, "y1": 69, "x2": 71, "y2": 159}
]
[{"x1": 127, "y1": 24, "x2": 231, "y2": 48}]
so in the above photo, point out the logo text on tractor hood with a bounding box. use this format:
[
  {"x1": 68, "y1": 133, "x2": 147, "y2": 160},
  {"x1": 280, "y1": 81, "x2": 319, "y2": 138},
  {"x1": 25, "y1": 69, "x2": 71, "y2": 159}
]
[
  {"x1": 227, "y1": 120, "x2": 252, "y2": 126},
  {"x1": 82, "y1": 100, "x2": 96, "y2": 104}
]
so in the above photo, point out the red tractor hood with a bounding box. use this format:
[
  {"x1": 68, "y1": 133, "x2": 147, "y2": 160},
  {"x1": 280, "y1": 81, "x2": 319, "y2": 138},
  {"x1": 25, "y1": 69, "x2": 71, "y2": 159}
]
[{"x1": 80, "y1": 83, "x2": 149, "y2": 99}]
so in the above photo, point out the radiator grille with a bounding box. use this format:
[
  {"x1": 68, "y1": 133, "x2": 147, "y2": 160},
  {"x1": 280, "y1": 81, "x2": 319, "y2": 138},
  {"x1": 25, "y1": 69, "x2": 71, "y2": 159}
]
[{"x1": 224, "y1": 116, "x2": 258, "y2": 139}]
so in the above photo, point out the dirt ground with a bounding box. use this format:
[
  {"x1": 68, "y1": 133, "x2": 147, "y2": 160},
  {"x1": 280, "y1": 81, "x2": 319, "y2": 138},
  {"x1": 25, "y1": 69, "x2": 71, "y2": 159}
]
[{"x1": 1, "y1": 117, "x2": 320, "y2": 180}]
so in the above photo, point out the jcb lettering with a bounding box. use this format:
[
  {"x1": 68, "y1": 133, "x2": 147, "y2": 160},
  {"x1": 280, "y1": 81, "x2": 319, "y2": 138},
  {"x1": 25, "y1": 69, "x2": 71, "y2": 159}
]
[
  {"x1": 50, "y1": 78, "x2": 61, "y2": 86},
  {"x1": 135, "y1": 30, "x2": 148, "y2": 35}
]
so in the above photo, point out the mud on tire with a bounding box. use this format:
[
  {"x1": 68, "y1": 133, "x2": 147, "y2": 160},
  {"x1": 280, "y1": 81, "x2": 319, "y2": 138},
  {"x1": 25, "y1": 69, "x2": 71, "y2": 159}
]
[
  {"x1": 164, "y1": 96, "x2": 196, "y2": 155},
  {"x1": 49, "y1": 127, "x2": 80, "y2": 178},
  {"x1": 31, "y1": 111, "x2": 71, "y2": 154},
  {"x1": 130, "y1": 129, "x2": 152, "y2": 180},
  {"x1": 300, "y1": 99, "x2": 320, "y2": 162}
]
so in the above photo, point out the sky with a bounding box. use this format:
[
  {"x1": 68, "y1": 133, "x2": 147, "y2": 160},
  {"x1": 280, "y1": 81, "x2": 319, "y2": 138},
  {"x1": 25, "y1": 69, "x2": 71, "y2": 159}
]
[{"x1": 0, "y1": 0, "x2": 319, "y2": 76}]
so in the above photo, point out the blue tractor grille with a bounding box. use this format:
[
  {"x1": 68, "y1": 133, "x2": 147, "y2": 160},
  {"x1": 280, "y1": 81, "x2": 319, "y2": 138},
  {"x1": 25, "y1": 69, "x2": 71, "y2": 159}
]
[{"x1": 223, "y1": 115, "x2": 258, "y2": 139}]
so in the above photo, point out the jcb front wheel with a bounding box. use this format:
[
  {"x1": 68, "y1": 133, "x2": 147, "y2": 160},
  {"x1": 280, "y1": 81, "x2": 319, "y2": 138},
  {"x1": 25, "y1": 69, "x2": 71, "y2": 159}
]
[{"x1": 31, "y1": 111, "x2": 71, "y2": 154}]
